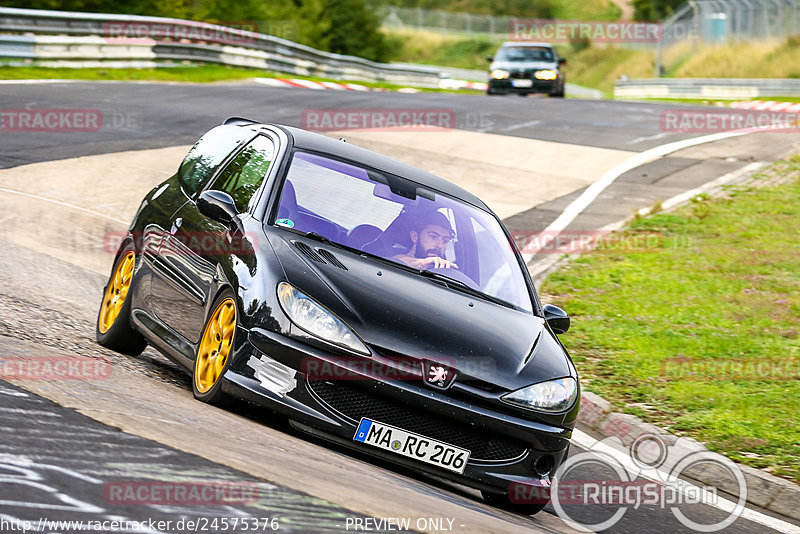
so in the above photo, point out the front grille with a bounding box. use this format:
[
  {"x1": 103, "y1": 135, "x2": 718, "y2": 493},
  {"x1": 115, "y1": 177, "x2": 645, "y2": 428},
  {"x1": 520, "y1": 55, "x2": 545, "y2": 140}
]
[
  {"x1": 308, "y1": 379, "x2": 528, "y2": 463},
  {"x1": 509, "y1": 71, "x2": 532, "y2": 79}
]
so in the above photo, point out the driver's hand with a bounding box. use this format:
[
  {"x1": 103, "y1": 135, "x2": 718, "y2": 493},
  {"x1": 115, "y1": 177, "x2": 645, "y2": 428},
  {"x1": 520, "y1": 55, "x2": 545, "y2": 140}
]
[{"x1": 417, "y1": 256, "x2": 458, "y2": 270}]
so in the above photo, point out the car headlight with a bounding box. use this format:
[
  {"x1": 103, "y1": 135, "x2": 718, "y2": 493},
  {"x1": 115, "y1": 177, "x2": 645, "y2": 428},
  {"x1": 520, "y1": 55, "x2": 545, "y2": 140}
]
[
  {"x1": 491, "y1": 69, "x2": 510, "y2": 80},
  {"x1": 535, "y1": 70, "x2": 558, "y2": 80},
  {"x1": 501, "y1": 377, "x2": 578, "y2": 413},
  {"x1": 277, "y1": 282, "x2": 369, "y2": 355}
]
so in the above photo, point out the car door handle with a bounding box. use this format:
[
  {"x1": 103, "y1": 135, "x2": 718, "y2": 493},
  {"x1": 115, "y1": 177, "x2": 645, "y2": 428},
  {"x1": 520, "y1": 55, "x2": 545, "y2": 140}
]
[{"x1": 170, "y1": 217, "x2": 183, "y2": 233}]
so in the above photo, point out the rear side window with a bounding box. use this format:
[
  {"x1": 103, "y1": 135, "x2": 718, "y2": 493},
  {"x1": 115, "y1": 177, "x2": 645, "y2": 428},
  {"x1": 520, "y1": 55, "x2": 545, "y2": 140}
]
[
  {"x1": 208, "y1": 135, "x2": 275, "y2": 213},
  {"x1": 178, "y1": 125, "x2": 252, "y2": 195}
]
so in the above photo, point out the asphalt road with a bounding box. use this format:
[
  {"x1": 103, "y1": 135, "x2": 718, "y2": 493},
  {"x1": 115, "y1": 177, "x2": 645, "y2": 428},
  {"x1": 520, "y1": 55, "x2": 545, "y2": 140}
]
[
  {"x1": 0, "y1": 377, "x2": 388, "y2": 534},
  {"x1": 0, "y1": 80, "x2": 707, "y2": 169},
  {"x1": 1, "y1": 81, "x2": 799, "y2": 534}
]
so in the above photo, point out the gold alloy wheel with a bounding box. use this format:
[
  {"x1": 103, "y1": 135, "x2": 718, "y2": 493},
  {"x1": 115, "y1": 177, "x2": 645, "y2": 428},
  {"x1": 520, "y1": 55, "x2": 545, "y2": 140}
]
[
  {"x1": 195, "y1": 297, "x2": 236, "y2": 393},
  {"x1": 98, "y1": 251, "x2": 135, "y2": 334}
]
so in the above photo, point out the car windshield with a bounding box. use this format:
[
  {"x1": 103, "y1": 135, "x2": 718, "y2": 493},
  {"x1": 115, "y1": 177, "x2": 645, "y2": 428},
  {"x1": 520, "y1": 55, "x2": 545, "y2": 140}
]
[
  {"x1": 496, "y1": 46, "x2": 554, "y2": 62},
  {"x1": 272, "y1": 151, "x2": 534, "y2": 312}
]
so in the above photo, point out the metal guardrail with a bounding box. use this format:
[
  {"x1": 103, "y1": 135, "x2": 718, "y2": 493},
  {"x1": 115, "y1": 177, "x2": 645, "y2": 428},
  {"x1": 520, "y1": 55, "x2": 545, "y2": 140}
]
[
  {"x1": 0, "y1": 7, "x2": 446, "y2": 87},
  {"x1": 615, "y1": 78, "x2": 800, "y2": 99}
]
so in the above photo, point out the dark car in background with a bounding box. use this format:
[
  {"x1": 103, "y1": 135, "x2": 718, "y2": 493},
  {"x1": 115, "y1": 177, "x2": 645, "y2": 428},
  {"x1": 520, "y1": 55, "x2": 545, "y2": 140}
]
[
  {"x1": 487, "y1": 42, "x2": 566, "y2": 97},
  {"x1": 96, "y1": 118, "x2": 579, "y2": 514}
]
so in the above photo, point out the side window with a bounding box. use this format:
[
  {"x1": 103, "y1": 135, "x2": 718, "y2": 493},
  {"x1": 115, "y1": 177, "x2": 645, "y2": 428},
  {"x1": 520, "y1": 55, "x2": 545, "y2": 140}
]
[
  {"x1": 178, "y1": 125, "x2": 252, "y2": 196},
  {"x1": 208, "y1": 135, "x2": 275, "y2": 213}
]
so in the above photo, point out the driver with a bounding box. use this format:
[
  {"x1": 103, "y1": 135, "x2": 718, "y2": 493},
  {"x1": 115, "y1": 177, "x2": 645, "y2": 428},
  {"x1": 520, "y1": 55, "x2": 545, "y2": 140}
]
[{"x1": 393, "y1": 211, "x2": 458, "y2": 270}]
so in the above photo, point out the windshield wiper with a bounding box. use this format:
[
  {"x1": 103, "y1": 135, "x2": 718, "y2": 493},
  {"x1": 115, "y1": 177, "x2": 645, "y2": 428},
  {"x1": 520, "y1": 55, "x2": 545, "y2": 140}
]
[
  {"x1": 303, "y1": 231, "x2": 334, "y2": 245},
  {"x1": 416, "y1": 270, "x2": 513, "y2": 309}
]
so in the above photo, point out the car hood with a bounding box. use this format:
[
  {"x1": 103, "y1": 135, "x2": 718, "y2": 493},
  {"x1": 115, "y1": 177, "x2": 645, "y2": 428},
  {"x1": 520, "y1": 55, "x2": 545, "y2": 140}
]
[
  {"x1": 269, "y1": 232, "x2": 573, "y2": 391},
  {"x1": 490, "y1": 60, "x2": 558, "y2": 72}
]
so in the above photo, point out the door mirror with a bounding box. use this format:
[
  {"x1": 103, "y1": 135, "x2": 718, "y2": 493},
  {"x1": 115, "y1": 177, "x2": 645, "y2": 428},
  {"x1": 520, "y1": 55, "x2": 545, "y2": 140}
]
[
  {"x1": 543, "y1": 304, "x2": 570, "y2": 334},
  {"x1": 486, "y1": 56, "x2": 494, "y2": 62},
  {"x1": 558, "y1": 58, "x2": 567, "y2": 66},
  {"x1": 198, "y1": 190, "x2": 239, "y2": 225}
]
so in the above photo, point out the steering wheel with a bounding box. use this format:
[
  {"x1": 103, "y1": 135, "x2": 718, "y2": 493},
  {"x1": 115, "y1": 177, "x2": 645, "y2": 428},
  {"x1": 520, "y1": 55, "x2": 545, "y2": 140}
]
[{"x1": 430, "y1": 267, "x2": 482, "y2": 291}]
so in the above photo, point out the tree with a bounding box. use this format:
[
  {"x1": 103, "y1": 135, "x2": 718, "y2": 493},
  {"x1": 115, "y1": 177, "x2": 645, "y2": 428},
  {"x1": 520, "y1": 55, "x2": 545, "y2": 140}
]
[
  {"x1": 632, "y1": 0, "x2": 685, "y2": 21},
  {"x1": 317, "y1": 0, "x2": 391, "y2": 61}
]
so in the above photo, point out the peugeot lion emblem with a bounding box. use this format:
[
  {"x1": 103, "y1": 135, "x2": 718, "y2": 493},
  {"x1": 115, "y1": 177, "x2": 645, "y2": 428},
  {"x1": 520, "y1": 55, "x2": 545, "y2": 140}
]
[{"x1": 423, "y1": 360, "x2": 456, "y2": 389}]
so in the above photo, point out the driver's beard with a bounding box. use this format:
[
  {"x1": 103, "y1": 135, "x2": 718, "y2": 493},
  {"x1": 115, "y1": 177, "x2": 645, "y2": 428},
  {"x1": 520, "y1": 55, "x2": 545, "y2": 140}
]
[{"x1": 414, "y1": 247, "x2": 440, "y2": 259}]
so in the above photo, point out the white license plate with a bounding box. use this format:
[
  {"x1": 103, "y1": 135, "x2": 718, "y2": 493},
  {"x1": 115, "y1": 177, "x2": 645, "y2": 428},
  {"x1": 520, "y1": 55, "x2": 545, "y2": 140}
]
[
  {"x1": 512, "y1": 79, "x2": 533, "y2": 88},
  {"x1": 354, "y1": 418, "x2": 470, "y2": 474}
]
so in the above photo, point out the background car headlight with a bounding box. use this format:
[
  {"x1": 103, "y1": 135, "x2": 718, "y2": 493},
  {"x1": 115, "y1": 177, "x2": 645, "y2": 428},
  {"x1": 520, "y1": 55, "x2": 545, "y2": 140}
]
[
  {"x1": 501, "y1": 377, "x2": 578, "y2": 413},
  {"x1": 534, "y1": 70, "x2": 558, "y2": 80},
  {"x1": 491, "y1": 69, "x2": 510, "y2": 79},
  {"x1": 277, "y1": 282, "x2": 369, "y2": 355}
]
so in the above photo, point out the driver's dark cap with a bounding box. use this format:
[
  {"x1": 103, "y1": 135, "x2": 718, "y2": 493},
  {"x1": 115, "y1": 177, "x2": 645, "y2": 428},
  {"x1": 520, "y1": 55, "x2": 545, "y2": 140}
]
[{"x1": 415, "y1": 211, "x2": 454, "y2": 236}]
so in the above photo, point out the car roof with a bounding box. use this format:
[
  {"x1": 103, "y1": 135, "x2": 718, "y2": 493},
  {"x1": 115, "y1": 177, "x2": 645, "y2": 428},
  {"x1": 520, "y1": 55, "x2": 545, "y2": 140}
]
[
  {"x1": 258, "y1": 122, "x2": 489, "y2": 211},
  {"x1": 500, "y1": 42, "x2": 554, "y2": 48}
]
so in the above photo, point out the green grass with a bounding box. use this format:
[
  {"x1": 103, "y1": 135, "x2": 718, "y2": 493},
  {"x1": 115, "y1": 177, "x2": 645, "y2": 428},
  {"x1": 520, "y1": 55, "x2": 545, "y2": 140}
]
[
  {"x1": 668, "y1": 37, "x2": 800, "y2": 79},
  {"x1": 384, "y1": 29, "x2": 503, "y2": 71},
  {"x1": 551, "y1": 0, "x2": 622, "y2": 20},
  {"x1": 385, "y1": 30, "x2": 800, "y2": 98},
  {"x1": 628, "y1": 97, "x2": 800, "y2": 105},
  {"x1": 0, "y1": 64, "x2": 480, "y2": 93},
  {"x1": 382, "y1": 29, "x2": 655, "y2": 97},
  {"x1": 541, "y1": 156, "x2": 800, "y2": 483},
  {"x1": 0, "y1": 64, "x2": 282, "y2": 83},
  {"x1": 566, "y1": 45, "x2": 654, "y2": 95}
]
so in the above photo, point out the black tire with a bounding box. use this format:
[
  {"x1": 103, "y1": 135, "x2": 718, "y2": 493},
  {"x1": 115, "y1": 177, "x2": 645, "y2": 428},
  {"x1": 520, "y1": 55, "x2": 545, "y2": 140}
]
[
  {"x1": 96, "y1": 246, "x2": 147, "y2": 356},
  {"x1": 192, "y1": 289, "x2": 237, "y2": 406},
  {"x1": 481, "y1": 490, "x2": 548, "y2": 516},
  {"x1": 550, "y1": 84, "x2": 566, "y2": 98}
]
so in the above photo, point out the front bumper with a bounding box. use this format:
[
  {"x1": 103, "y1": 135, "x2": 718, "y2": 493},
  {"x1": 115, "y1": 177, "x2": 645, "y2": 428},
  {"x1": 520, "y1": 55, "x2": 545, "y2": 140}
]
[
  {"x1": 488, "y1": 78, "x2": 559, "y2": 94},
  {"x1": 221, "y1": 326, "x2": 573, "y2": 495}
]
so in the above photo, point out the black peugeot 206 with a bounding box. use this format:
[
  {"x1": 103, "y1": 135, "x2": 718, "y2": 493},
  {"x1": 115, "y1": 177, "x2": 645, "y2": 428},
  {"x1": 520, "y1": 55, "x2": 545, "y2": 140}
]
[{"x1": 96, "y1": 118, "x2": 580, "y2": 514}]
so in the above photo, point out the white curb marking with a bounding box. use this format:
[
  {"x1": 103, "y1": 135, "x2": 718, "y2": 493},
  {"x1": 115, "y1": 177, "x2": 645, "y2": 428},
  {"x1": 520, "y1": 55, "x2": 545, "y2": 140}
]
[{"x1": 523, "y1": 129, "x2": 761, "y2": 261}]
